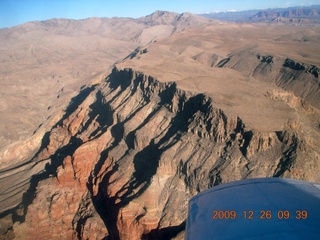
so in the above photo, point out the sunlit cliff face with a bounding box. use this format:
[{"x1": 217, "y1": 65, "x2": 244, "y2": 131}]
[{"x1": 1, "y1": 11, "x2": 320, "y2": 239}]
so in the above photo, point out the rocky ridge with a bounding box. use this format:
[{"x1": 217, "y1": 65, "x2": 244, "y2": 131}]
[
  {"x1": 1, "y1": 12, "x2": 320, "y2": 240},
  {"x1": 201, "y1": 5, "x2": 320, "y2": 23},
  {"x1": 216, "y1": 52, "x2": 320, "y2": 108},
  {"x1": 250, "y1": 7, "x2": 320, "y2": 22},
  {"x1": 0, "y1": 11, "x2": 213, "y2": 152},
  {"x1": 1, "y1": 66, "x2": 319, "y2": 239}
]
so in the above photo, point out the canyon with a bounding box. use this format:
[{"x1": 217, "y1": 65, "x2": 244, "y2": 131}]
[{"x1": 0, "y1": 11, "x2": 320, "y2": 239}]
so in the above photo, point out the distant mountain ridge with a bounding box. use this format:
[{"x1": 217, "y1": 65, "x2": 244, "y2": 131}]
[
  {"x1": 201, "y1": 5, "x2": 320, "y2": 22},
  {"x1": 200, "y1": 9, "x2": 260, "y2": 22},
  {"x1": 0, "y1": 10, "x2": 214, "y2": 31},
  {"x1": 250, "y1": 6, "x2": 320, "y2": 22},
  {"x1": 138, "y1": 10, "x2": 217, "y2": 26}
]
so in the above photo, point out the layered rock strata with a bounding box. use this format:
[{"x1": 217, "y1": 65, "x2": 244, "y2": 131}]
[{"x1": 1, "y1": 67, "x2": 319, "y2": 239}]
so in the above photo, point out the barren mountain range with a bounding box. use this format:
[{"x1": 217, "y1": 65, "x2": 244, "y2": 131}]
[
  {"x1": 202, "y1": 5, "x2": 320, "y2": 23},
  {"x1": 250, "y1": 7, "x2": 320, "y2": 21},
  {"x1": 0, "y1": 9, "x2": 320, "y2": 239}
]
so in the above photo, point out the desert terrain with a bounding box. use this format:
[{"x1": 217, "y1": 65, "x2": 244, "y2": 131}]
[{"x1": 0, "y1": 9, "x2": 320, "y2": 239}]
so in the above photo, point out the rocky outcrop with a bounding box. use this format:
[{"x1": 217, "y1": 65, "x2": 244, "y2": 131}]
[
  {"x1": 216, "y1": 51, "x2": 320, "y2": 108},
  {"x1": 2, "y1": 10, "x2": 320, "y2": 240},
  {"x1": 283, "y1": 58, "x2": 320, "y2": 78},
  {"x1": 1, "y1": 67, "x2": 319, "y2": 239}
]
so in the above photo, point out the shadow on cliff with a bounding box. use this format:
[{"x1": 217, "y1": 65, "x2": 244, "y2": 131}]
[
  {"x1": 273, "y1": 131, "x2": 298, "y2": 177},
  {"x1": 88, "y1": 84, "x2": 211, "y2": 239},
  {"x1": 141, "y1": 221, "x2": 186, "y2": 240},
  {"x1": 54, "y1": 85, "x2": 96, "y2": 128},
  {"x1": 12, "y1": 136, "x2": 83, "y2": 223},
  {"x1": 78, "y1": 90, "x2": 114, "y2": 139},
  {"x1": 8, "y1": 86, "x2": 97, "y2": 224}
]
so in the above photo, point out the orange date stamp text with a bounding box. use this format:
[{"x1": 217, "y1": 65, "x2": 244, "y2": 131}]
[{"x1": 212, "y1": 210, "x2": 308, "y2": 220}]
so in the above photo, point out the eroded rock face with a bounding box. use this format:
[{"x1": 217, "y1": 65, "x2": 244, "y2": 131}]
[
  {"x1": 2, "y1": 11, "x2": 320, "y2": 240},
  {"x1": 2, "y1": 67, "x2": 319, "y2": 239},
  {"x1": 217, "y1": 51, "x2": 320, "y2": 108}
]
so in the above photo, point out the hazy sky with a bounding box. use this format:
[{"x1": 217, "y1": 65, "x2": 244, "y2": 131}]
[{"x1": 1, "y1": 0, "x2": 320, "y2": 28}]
